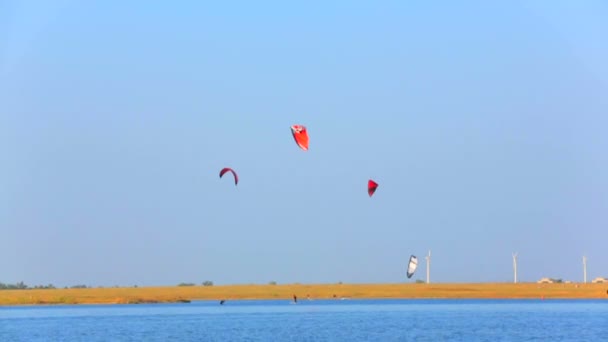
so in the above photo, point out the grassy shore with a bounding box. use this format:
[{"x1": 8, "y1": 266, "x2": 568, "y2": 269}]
[{"x1": 0, "y1": 283, "x2": 606, "y2": 306}]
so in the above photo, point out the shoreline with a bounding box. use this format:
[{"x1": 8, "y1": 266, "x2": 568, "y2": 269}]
[{"x1": 1, "y1": 283, "x2": 606, "y2": 306}]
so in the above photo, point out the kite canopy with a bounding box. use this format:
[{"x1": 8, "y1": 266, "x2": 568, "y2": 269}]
[
  {"x1": 368, "y1": 179, "x2": 378, "y2": 197},
  {"x1": 290, "y1": 124, "x2": 309, "y2": 151},
  {"x1": 406, "y1": 255, "x2": 418, "y2": 279},
  {"x1": 219, "y1": 167, "x2": 238, "y2": 185}
]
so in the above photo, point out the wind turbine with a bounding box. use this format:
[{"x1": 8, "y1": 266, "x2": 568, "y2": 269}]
[
  {"x1": 426, "y1": 250, "x2": 431, "y2": 284},
  {"x1": 512, "y1": 252, "x2": 518, "y2": 283},
  {"x1": 583, "y1": 255, "x2": 587, "y2": 284}
]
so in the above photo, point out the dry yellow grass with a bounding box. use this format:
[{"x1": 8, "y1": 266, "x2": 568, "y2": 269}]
[{"x1": 0, "y1": 283, "x2": 606, "y2": 306}]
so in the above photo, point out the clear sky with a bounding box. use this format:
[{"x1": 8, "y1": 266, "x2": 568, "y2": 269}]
[{"x1": 1, "y1": 1, "x2": 607, "y2": 287}]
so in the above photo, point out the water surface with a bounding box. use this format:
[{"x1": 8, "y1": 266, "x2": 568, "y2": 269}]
[{"x1": 1, "y1": 299, "x2": 606, "y2": 341}]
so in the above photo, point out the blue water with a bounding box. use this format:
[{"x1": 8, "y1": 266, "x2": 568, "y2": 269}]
[{"x1": 1, "y1": 299, "x2": 606, "y2": 341}]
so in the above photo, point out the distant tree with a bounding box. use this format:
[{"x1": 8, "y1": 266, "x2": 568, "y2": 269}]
[
  {"x1": 70, "y1": 284, "x2": 88, "y2": 289},
  {"x1": 202, "y1": 281, "x2": 213, "y2": 287},
  {"x1": 415, "y1": 279, "x2": 425, "y2": 284},
  {"x1": 0, "y1": 281, "x2": 29, "y2": 290},
  {"x1": 268, "y1": 281, "x2": 277, "y2": 285},
  {"x1": 1, "y1": 281, "x2": 28, "y2": 289},
  {"x1": 177, "y1": 283, "x2": 195, "y2": 287}
]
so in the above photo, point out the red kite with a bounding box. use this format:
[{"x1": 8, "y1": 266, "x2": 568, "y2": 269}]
[
  {"x1": 368, "y1": 179, "x2": 378, "y2": 197},
  {"x1": 219, "y1": 167, "x2": 238, "y2": 185},
  {"x1": 290, "y1": 124, "x2": 309, "y2": 151}
]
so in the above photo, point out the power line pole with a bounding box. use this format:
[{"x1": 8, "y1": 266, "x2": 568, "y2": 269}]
[
  {"x1": 512, "y1": 253, "x2": 518, "y2": 283},
  {"x1": 583, "y1": 255, "x2": 587, "y2": 284},
  {"x1": 426, "y1": 250, "x2": 431, "y2": 284}
]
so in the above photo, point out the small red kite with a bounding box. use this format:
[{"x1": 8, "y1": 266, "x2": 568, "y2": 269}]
[
  {"x1": 290, "y1": 124, "x2": 309, "y2": 151},
  {"x1": 368, "y1": 179, "x2": 378, "y2": 197},
  {"x1": 219, "y1": 167, "x2": 238, "y2": 185}
]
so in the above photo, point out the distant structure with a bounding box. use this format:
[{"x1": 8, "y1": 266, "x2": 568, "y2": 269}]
[
  {"x1": 591, "y1": 277, "x2": 607, "y2": 283},
  {"x1": 425, "y1": 250, "x2": 431, "y2": 284},
  {"x1": 583, "y1": 255, "x2": 587, "y2": 284},
  {"x1": 537, "y1": 277, "x2": 554, "y2": 284},
  {"x1": 512, "y1": 252, "x2": 518, "y2": 284}
]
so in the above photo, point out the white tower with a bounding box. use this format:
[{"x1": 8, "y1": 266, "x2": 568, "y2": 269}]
[
  {"x1": 583, "y1": 255, "x2": 587, "y2": 284},
  {"x1": 512, "y1": 253, "x2": 518, "y2": 283},
  {"x1": 426, "y1": 250, "x2": 431, "y2": 284}
]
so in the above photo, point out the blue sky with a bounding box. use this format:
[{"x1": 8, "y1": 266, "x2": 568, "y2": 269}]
[{"x1": 1, "y1": 1, "x2": 607, "y2": 287}]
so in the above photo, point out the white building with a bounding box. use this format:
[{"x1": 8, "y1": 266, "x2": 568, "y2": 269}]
[{"x1": 537, "y1": 277, "x2": 554, "y2": 284}]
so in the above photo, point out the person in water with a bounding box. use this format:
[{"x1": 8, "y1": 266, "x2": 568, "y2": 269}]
[{"x1": 293, "y1": 294, "x2": 297, "y2": 303}]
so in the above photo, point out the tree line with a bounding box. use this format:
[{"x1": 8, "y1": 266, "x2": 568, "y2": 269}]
[
  {"x1": 177, "y1": 281, "x2": 214, "y2": 287},
  {"x1": 1, "y1": 281, "x2": 216, "y2": 289},
  {"x1": 1, "y1": 282, "x2": 54, "y2": 290},
  {"x1": 0, "y1": 282, "x2": 91, "y2": 290}
]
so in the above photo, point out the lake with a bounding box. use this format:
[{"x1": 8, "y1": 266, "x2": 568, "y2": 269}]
[{"x1": 1, "y1": 299, "x2": 606, "y2": 341}]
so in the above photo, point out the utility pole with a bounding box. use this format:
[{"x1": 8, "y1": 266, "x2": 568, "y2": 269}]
[
  {"x1": 583, "y1": 255, "x2": 587, "y2": 284},
  {"x1": 512, "y1": 253, "x2": 518, "y2": 284},
  {"x1": 426, "y1": 250, "x2": 431, "y2": 284}
]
